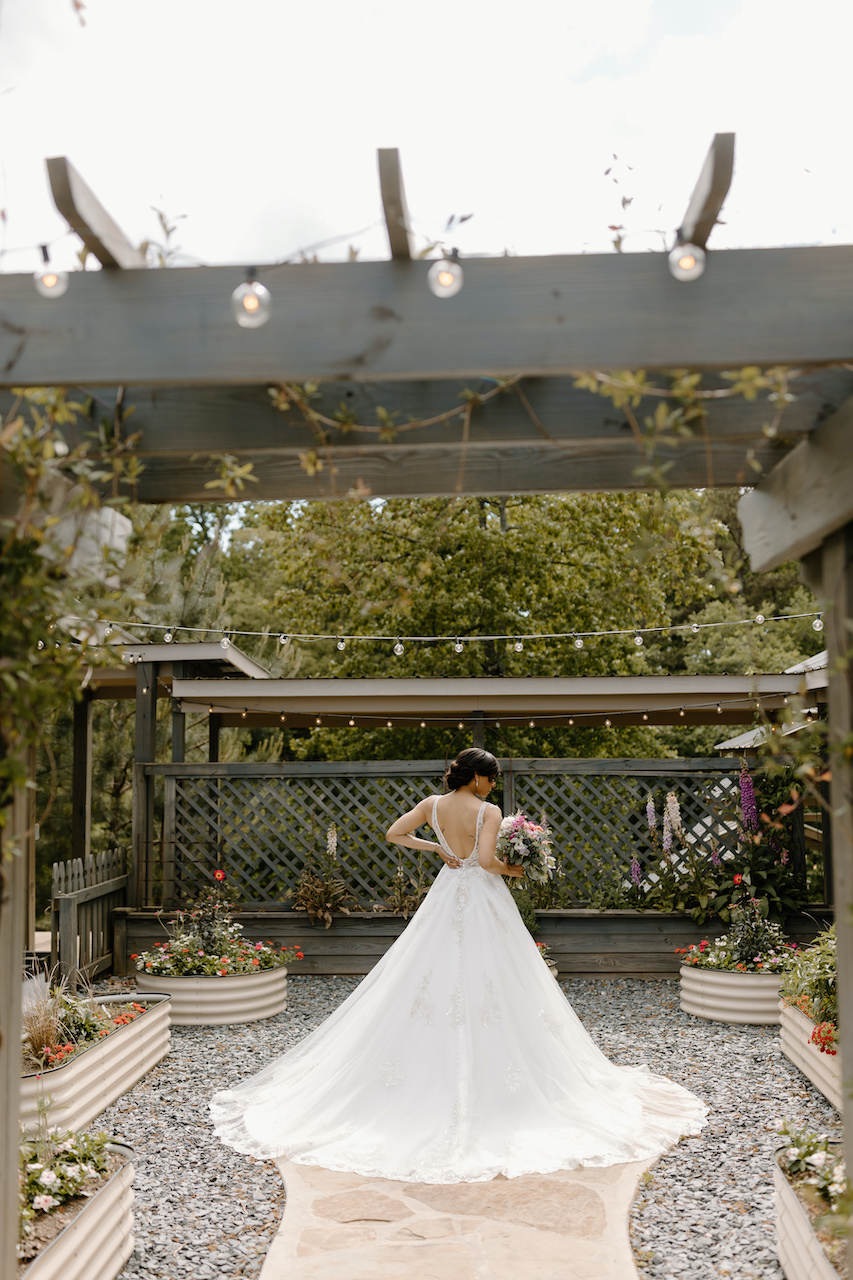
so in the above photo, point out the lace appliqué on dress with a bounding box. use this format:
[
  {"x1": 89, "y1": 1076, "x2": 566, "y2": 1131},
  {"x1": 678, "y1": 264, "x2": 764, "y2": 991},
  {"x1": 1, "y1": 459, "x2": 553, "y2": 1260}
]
[
  {"x1": 446, "y1": 985, "x2": 465, "y2": 1027},
  {"x1": 504, "y1": 1065, "x2": 525, "y2": 1094},
  {"x1": 410, "y1": 974, "x2": 435, "y2": 1025},
  {"x1": 380, "y1": 1058, "x2": 404, "y2": 1087},
  {"x1": 539, "y1": 1008, "x2": 564, "y2": 1040},
  {"x1": 480, "y1": 979, "x2": 502, "y2": 1028}
]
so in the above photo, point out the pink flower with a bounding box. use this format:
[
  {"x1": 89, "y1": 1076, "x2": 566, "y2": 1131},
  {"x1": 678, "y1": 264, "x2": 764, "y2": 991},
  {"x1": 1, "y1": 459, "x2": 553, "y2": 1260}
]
[{"x1": 254, "y1": 942, "x2": 264, "y2": 949}]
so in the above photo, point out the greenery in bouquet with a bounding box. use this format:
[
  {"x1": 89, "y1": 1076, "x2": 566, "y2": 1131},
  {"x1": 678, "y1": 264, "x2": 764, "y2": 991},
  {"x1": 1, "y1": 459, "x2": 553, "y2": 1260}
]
[
  {"x1": 626, "y1": 762, "x2": 806, "y2": 925},
  {"x1": 21, "y1": 978, "x2": 148, "y2": 1073},
  {"x1": 132, "y1": 880, "x2": 303, "y2": 974},
  {"x1": 676, "y1": 896, "x2": 797, "y2": 972},
  {"x1": 497, "y1": 811, "x2": 556, "y2": 884},
  {"x1": 780, "y1": 925, "x2": 837, "y2": 1053},
  {"x1": 777, "y1": 1120, "x2": 849, "y2": 1261},
  {"x1": 19, "y1": 1125, "x2": 115, "y2": 1249}
]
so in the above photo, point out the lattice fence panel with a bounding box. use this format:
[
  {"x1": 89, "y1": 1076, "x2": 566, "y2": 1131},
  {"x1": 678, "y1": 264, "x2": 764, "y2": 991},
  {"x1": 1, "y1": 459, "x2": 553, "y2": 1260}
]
[
  {"x1": 171, "y1": 769, "x2": 445, "y2": 905},
  {"x1": 513, "y1": 770, "x2": 738, "y2": 904}
]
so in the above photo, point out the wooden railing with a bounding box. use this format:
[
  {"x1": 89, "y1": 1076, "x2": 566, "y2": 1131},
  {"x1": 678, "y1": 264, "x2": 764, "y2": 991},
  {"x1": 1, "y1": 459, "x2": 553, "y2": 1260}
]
[{"x1": 51, "y1": 848, "x2": 129, "y2": 983}]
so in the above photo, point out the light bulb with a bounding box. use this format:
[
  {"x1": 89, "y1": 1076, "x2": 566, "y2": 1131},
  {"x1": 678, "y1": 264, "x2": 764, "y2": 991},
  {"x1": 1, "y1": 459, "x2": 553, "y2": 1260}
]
[
  {"x1": 241, "y1": 708, "x2": 247, "y2": 719},
  {"x1": 280, "y1": 713, "x2": 287, "y2": 723},
  {"x1": 514, "y1": 640, "x2": 524, "y2": 652},
  {"x1": 634, "y1": 633, "x2": 644, "y2": 646},
  {"x1": 813, "y1": 617, "x2": 824, "y2": 632},
  {"x1": 679, "y1": 707, "x2": 685, "y2": 717},
  {"x1": 34, "y1": 246, "x2": 69, "y2": 299},
  {"x1": 574, "y1": 637, "x2": 584, "y2": 649},
  {"x1": 568, "y1": 717, "x2": 574, "y2": 725},
  {"x1": 387, "y1": 720, "x2": 393, "y2": 728},
  {"x1": 691, "y1": 623, "x2": 700, "y2": 634},
  {"x1": 604, "y1": 718, "x2": 612, "y2": 728},
  {"x1": 315, "y1": 716, "x2": 322, "y2": 725},
  {"x1": 336, "y1": 639, "x2": 346, "y2": 651},
  {"x1": 642, "y1": 711, "x2": 649, "y2": 721},
  {"x1": 164, "y1": 630, "x2": 173, "y2": 643},
  {"x1": 142, "y1": 686, "x2": 149, "y2": 695},
  {"x1": 393, "y1": 641, "x2": 404, "y2": 656},
  {"x1": 716, "y1": 703, "x2": 722, "y2": 714},
  {"x1": 454, "y1": 640, "x2": 464, "y2": 653},
  {"x1": 231, "y1": 277, "x2": 272, "y2": 329},
  {"x1": 427, "y1": 256, "x2": 464, "y2": 299},
  {"x1": 667, "y1": 242, "x2": 706, "y2": 282},
  {"x1": 104, "y1": 623, "x2": 113, "y2": 637},
  {"x1": 755, "y1": 614, "x2": 765, "y2": 625},
  {"x1": 529, "y1": 719, "x2": 535, "y2": 728},
  {"x1": 37, "y1": 639, "x2": 45, "y2": 650},
  {"x1": 279, "y1": 633, "x2": 287, "y2": 645},
  {"x1": 806, "y1": 711, "x2": 814, "y2": 723},
  {"x1": 348, "y1": 717, "x2": 356, "y2": 726},
  {"x1": 783, "y1": 695, "x2": 789, "y2": 705},
  {"x1": 208, "y1": 705, "x2": 214, "y2": 713},
  {"x1": 420, "y1": 720, "x2": 426, "y2": 728},
  {"x1": 220, "y1": 636, "x2": 230, "y2": 650}
]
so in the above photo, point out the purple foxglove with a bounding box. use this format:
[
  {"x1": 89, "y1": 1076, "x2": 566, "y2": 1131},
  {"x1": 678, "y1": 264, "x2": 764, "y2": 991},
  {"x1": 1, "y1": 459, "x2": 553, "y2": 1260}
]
[
  {"x1": 646, "y1": 794, "x2": 656, "y2": 832},
  {"x1": 662, "y1": 810, "x2": 672, "y2": 853},
  {"x1": 630, "y1": 858, "x2": 642, "y2": 888},
  {"x1": 665, "y1": 791, "x2": 682, "y2": 834},
  {"x1": 740, "y1": 763, "x2": 759, "y2": 833}
]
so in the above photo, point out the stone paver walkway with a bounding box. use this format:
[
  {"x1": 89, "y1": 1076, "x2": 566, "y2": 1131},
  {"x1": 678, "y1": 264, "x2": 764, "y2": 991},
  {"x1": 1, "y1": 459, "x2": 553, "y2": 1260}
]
[{"x1": 259, "y1": 1157, "x2": 655, "y2": 1279}]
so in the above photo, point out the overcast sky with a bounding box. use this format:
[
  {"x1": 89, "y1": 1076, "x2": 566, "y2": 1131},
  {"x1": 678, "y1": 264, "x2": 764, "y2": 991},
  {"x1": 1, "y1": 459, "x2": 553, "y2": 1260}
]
[{"x1": 1, "y1": 0, "x2": 851, "y2": 275}]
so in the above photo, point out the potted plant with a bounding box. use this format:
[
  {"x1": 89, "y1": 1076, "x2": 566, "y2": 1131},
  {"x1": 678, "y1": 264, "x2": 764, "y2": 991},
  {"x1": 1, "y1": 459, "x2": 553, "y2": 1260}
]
[
  {"x1": 779, "y1": 926, "x2": 841, "y2": 1110},
  {"x1": 19, "y1": 1115, "x2": 135, "y2": 1280},
  {"x1": 774, "y1": 1120, "x2": 846, "y2": 1280},
  {"x1": 536, "y1": 942, "x2": 560, "y2": 980},
  {"x1": 20, "y1": 980, "x2": 170, "y2": 1134},
  {"x1": 677, "y1": 896, "x2": 797, "y2": 1024},
  {"x1": 133, "y1": 878, "x2": 303, "y2": 1025}
]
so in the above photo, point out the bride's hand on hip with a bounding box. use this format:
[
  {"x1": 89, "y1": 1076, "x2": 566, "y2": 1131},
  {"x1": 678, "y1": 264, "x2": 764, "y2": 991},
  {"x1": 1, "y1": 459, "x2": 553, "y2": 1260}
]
[{"x1": 437, "y1": 844, "x2": 462, "y2": 869}]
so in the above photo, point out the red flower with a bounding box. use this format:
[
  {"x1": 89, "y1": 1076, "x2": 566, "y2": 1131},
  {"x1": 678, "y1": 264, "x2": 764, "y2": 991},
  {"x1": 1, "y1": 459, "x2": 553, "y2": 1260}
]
[
  {"x1": 214, "y1": 869, "x2": 226, "y2": 882},
  {"x1": 733, "y1": 874, "x2": 743, "y2": 885}
]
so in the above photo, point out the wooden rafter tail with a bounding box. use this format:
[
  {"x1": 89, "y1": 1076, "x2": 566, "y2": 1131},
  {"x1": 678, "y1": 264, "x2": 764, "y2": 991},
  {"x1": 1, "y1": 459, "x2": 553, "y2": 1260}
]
[
  {"x1": 46, "y1": 156, "x2": 147, "y2": 270},
  {"x1": 378, "y1": 147, "x2": 414, "y2": 261},
  {"x1": 676, "y1": 132, "x2": 735, "y2": 250}
]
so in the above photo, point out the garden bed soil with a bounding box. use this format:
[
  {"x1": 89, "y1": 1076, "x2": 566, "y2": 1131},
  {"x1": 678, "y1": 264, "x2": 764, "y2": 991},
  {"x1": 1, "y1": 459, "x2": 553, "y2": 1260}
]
[{"x1": 17, "y1": 1149, "x2": 127, "y2": 1276}]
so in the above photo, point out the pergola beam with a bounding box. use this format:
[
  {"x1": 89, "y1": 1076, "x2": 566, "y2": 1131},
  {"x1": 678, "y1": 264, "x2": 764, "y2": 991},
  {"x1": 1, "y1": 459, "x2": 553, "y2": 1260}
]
[
  {"x1": 4, "y1": 244, "x2": 853, "y2": 387},
  {"x1": 46, "y1": 156, "x2": 146, "y2": 270},
  {"x1": 378, "y1": 148, "x2": 415, "y2": 260},
  {"x1": 738, "y1": 396, "x2": 853, "y2": 572},
  {"x1": 677, "y1": 133, "x2": 735, "y2": 249}
]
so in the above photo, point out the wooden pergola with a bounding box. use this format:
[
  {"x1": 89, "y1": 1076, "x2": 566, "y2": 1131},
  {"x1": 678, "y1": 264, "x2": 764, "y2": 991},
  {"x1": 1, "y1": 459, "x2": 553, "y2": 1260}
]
[{"x1": 2, "y1": 135, "x2": 853, "y2": 1270}]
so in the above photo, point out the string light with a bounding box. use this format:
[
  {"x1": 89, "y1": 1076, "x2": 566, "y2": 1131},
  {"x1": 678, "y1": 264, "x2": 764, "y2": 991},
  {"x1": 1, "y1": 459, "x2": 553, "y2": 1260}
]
[
  {"x1": 280, "y1": 712, "x2": 287, "y2": 723},
  {"x1": 142, "y1": 685, "x2": 149, "y2": 695},
  {"x1": 783, "y1": 695, "x2": 789, "y2": 705},
  {"x1": 633, "y1": 633, "x2": 643, "y2": 646},
  {"x1": 454, "y1": 639, "x2": 464, "y2": 653},
  {"x1": 34, "y1": 244, "x2": 69, "y2": 298},
  {"x1": 241, "y1": 708, "x2": 247, "y2": 719},
  {"x1": 279, "y1": 634, "x2": 288, "y2": 645},
  {"x1": 668, "y1": 242, "x2": 706, "y2": 282},
  {"x1": 642, "y1": 711, "x2": 649, "y2": 721},
  {"x1": 574, "y1": 637, "x2": 584, "y2": 649},
  {"x1": 104, "y1": 623, "x2": 113, "y2": 637},
  {"x1": 231, "y1": 269, "x2": 271, "y2": 328},
  {"x1": 208, "y1": 704, "x2": 214, "y2": 713},
  {"x1": 568, "y1": 717, "x2": 574, "y2": 725},
  {"x1": 457, "y1": 721, "x2": 465, "y2": 730},
  {"x1": 755, "y1": 614, "x2": 765, "y2": 625},
  {"x1": 387, "y1": 720, "x2": 393, "y2": 728},
  {"x1": 813, "y1": 617, "x2": 824, "y2": 632},
  {"x1": 420, "y1": 720, "x2": 426, "y2": 728},
  {"x1": 691, "y1": 623, "x2": 700, "y2": 633},
  {"x1": 529, "y1": 719, "x2": 535, "y2": 728},
  {"x1": 164, "y1": 630, "x2": 173, "y2": 643},
  {"x1": 348, "y1": 717, "x2": 356, "y2": 726},
  {"x1": 514, "y1": 640, "x2": 524, "y2": 652},
  {"x1": 427, "y1": 250, "x2": 463, "y2": 299},
  {"x1": 220, "y1": 636, "x2": 230, "y2": 650},
  {"x1": 37, "y1": 639, "x2": 45, "y2": 650},
  {"x1": 806, "y1": 711, "x2": 814, "y2": 723},
  {"x1": 716, "y1": 703, "x2": 722, "y2": 714},
  {"x1": 336, "y1": 638, "x2": 346, "y2": 651},
  {"x1": 679, "y1": 707, "x2": 685, "y2": 717},
  {"x1": 393, "y1": 640, "x2": 405, "y2": 656},
  {"x1": 604, "y1": 718, "x2": 612, "y2": 727}
]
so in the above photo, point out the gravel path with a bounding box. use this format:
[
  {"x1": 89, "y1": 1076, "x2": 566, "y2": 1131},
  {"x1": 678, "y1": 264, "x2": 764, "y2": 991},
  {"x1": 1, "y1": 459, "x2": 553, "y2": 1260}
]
[{"x1": 94, "y1": 974, "x2": 840, "y2": 1280}]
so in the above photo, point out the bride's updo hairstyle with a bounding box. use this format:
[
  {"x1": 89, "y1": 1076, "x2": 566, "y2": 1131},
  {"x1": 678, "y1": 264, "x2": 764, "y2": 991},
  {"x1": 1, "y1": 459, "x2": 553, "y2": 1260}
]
[{"x1": 445, "y1": 748, "x2": 500, "y2": 792}]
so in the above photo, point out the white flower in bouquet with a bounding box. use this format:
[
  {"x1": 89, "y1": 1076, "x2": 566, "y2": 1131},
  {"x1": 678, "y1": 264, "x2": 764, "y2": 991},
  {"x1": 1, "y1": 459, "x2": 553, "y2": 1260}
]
[{"x1": 496, "y1": 811, "x2": 556, "y2": 883}]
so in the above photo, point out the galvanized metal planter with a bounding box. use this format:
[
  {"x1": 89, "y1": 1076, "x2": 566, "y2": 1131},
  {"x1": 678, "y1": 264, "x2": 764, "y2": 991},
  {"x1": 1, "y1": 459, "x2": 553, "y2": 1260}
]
[
  {"x1": 679, "y1": 965, "x2": 782, "y2": 1024},
  {"x1": 780, "y1": 1003, "x2": 843, "y2": 1111},
  {"x1": 134, "y1": 966, "x2": 288, "y2": 1025},
  {"x1": 774, "y1": 1147, "x2": 840, "y2": 1280},
  {"x1": 21, "y1": 1142, "x2": 134, "y2": 1280},
  {"x1": 20, "y1": 995, "x2": 170, "y2": 1134}
]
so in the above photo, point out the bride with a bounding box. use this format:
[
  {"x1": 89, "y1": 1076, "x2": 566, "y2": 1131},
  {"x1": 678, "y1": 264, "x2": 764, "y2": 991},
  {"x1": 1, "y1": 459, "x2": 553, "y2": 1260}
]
[{"x1": 209, "y1": 748, "x2": 707, "y2": 1183}]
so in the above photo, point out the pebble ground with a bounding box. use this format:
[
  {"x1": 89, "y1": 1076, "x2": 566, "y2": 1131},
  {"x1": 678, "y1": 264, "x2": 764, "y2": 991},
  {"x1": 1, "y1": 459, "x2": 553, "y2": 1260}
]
[{"x1": 92, "y1": 974, "x2": 840, "y2": 1280}]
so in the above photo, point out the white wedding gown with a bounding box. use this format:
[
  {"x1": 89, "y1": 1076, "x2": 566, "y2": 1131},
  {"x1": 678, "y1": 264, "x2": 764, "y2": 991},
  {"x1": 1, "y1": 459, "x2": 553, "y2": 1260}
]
[{"x1": 209, "y1": 799, "x2": 708, "y2": 1183}]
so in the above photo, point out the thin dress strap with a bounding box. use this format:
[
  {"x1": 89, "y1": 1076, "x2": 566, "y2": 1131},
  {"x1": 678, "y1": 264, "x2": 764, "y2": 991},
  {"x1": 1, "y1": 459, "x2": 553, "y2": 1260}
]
[{"x1": 432, "y1": 797, "x2": 488, "y2": 862}]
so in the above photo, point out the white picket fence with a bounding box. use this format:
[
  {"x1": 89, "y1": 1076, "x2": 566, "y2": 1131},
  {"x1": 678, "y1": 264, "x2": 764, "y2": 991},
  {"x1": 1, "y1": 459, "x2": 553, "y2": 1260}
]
[{"x1": 51, "y1": 849, "x2": 129, "y2": 983}]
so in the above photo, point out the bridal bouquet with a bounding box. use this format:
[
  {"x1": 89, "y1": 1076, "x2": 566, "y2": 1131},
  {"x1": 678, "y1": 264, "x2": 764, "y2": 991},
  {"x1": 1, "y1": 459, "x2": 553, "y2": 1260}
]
[{"x1": 496, "y1": 811, "x2": 556, "y2": 883}]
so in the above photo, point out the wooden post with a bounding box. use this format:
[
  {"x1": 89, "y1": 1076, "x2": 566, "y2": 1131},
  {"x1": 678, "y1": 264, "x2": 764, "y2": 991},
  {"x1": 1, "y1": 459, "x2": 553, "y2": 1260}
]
[
  {"x1": 0, "y1": 768, "x2": 30, "y2": 1275},
  {"x1": 131, "y1": 663, "x2": 157, "y2": 907},
  {"x1": 171, "y1": 661, "x2": 185, "y2": 763},
  {"x1": 71, "y1": 691, "x2": 93, "y2": 863},
  {"x1": 208, "y1": 713, "x2": 221, "y2": 763},
  {"x1": 802, "y1": 525, "x2": 853, "y2": 1255},
  {"x1": 472, "y1": 711, "x2": 485, "y2": 750}
]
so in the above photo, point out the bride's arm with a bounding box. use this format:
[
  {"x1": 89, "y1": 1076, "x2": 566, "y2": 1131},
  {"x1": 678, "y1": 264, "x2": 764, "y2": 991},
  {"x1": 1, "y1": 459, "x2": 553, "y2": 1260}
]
[
  {"x1": 386, "y1": 797, "x2": 446, "y2": 861},
  {"x1": 477, "y1": 807, "x2": 525, "y2": 877}
]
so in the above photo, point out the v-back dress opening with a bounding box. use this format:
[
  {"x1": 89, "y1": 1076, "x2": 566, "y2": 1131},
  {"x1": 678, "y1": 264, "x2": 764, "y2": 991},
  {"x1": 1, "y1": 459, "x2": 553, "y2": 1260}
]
[{"x1": 209, "y1": 797, "x2": 707, "y2": 1183}]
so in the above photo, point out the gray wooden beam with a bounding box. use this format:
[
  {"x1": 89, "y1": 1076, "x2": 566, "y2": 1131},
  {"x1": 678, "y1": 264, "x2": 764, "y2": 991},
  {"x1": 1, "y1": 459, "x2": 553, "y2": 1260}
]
[
  {"x1": 71, "y1": 691, "x2": 93, "y2": 862},
  {"x1": 738, "y1": 396, "x2": 853, "y2": 572},
  {"x1": 0, "y1": 779, "x2": 28, "y2": 1278},
  {"x1": 678, "y1": 133, "x2": 735, "y2": 249},
  {"x1": 129, "y1": 435, "x2": 795, "y2": 502},
  {"x1": 378, "y1": 148, "x2": 414, "y2": 260},
  {"x1": 46, "y1": 156, "x2": 146, "y2": 270},
  {"x1": 4, "y1": 244, "x2": 853, "y2": 386}
]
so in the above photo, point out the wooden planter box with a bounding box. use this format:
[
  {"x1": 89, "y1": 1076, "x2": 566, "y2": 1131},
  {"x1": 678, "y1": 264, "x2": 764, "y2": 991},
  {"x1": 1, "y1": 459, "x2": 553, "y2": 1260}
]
[
  {"x1": 20, "y1": 995, "x2": 170, "y2": 1135},
  {"x1": 679, "y1": 965, "x2": 782, "y2": 1024},
  {"x1": 113, "y1": 907, "x2": 833, "y2": 979},
  {"x1": 774, "y1": 1147, "x2": 841, "y2": 1280},
  {"x1": 780, "y1": 1003, "x2": 843, "y2": 1111},
  {"x1": 134, "y1": 967, "x2": 288, "y2": 1025},
  {"x1": 21, "y1": 1142, "x2": 134, "y2": 1280}
]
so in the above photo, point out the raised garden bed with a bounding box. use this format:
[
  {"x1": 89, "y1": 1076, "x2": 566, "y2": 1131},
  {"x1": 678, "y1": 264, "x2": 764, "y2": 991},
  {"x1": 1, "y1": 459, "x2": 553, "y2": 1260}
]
[
  {"x1": 780, "y1": 1003, "x2": 843, "y2": 1112},
  {"x1": 20, "y1": 994, "x2": 170, "y2": 1134},
  {"x1": 134, "y1": 967, "x2": 288, "y2": 1026},
  {"x1": 113, "y1": 907, "x2": 832, "y2": 978},
  {"x1": 679, "y1": 965, "x2": 782, "y2": 1025},
  {"x1": 774, "y1": 1146, "x2": 843, "y2": 1280},
  {"x1": 20, "y1": 1141, "x2": 134, "y2": 1280}
]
